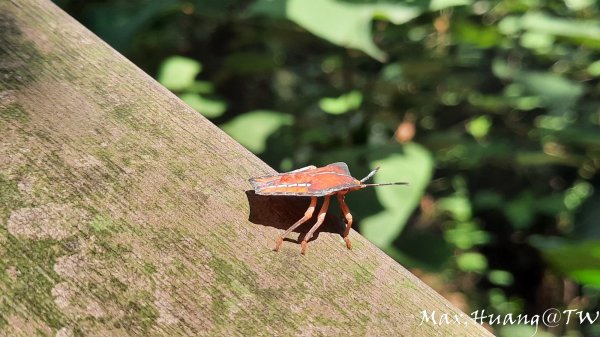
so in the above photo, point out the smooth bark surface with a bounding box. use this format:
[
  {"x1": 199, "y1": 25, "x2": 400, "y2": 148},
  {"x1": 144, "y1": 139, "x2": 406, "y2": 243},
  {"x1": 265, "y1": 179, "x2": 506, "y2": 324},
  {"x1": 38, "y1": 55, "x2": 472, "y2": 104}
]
[{"x1": 0, "y1": 0, "x2": 494, "y2": 336}]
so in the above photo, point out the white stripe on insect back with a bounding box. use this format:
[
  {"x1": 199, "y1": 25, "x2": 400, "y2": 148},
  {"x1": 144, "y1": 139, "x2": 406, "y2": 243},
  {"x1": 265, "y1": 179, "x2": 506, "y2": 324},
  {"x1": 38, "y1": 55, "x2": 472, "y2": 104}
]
[
  {"x1": 261, "y1": 183, "x2": 311, "y2": 190},
  {"x1": 314, "y1": 171, "x2": 350, "y2": 177},
  {"x1": 276, "y1": 183, "x2": 310, "y2": 187}
]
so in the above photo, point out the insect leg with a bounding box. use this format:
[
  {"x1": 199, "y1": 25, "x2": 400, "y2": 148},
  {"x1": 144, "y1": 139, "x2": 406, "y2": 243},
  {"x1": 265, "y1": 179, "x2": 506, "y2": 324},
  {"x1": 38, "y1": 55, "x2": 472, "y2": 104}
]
[
  {"x1": 274, "y1": 196, "x2": 317, "y2": 251},
  {"x1": 300, "y1": 195, "x2": 331, "y2": 255},
  {"x1": 337, "y1": 193, "x2": 353, "y2": 250}
]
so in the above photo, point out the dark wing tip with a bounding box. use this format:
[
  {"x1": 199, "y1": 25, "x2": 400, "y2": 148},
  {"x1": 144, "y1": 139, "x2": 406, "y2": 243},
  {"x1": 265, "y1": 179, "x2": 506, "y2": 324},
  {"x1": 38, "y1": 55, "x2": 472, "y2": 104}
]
[{"x1": 326, "y1": 162, "x2": 351, "y2": 175}]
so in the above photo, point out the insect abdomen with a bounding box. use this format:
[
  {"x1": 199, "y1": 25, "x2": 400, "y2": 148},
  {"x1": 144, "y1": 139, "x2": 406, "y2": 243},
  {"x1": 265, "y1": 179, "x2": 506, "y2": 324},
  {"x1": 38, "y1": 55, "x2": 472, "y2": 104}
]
[{"x1": 250, "y1": 172, "x2": 360, "y2": 196}]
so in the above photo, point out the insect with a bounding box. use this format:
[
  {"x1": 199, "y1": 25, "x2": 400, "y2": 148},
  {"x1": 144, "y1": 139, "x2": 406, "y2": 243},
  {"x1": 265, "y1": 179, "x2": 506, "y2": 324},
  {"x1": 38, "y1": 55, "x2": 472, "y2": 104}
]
[{"x1": 249, "y1": 162, "x2": 408, "y2": 254}]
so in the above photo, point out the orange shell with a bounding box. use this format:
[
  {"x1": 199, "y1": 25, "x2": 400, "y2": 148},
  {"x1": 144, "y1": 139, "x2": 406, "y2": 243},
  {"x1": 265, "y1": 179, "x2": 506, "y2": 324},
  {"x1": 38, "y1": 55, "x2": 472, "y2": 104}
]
[{"x1": 249, "y1": 162, "x2": 362, "y2": 197}]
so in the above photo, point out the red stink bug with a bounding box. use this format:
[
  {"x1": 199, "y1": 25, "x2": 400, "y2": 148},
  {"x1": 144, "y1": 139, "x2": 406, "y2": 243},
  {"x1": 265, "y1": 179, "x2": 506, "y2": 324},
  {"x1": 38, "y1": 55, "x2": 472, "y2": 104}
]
[{"x1": 249, "y1": 162, "x2": 408, "y2": 254}]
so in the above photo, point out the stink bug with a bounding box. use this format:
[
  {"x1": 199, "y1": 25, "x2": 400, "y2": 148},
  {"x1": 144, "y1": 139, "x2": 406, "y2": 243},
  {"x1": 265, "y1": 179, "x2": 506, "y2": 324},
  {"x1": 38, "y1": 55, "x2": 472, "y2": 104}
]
[{"x1": 249, "y1": 162, "x2": 408, "y2": 254}]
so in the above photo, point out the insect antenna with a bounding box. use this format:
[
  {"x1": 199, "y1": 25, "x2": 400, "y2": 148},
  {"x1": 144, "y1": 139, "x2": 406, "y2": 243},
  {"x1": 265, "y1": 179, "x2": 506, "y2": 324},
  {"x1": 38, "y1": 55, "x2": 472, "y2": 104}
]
[
  {"x1": 361, "y1": 182, "x2": 409, "y2": 187},
  {"x1": 360, "y1": 167, "x2": 380, "y2": 183},
  {"x1": 360, "y1": 167, "x2": 408, "y2": 187}
]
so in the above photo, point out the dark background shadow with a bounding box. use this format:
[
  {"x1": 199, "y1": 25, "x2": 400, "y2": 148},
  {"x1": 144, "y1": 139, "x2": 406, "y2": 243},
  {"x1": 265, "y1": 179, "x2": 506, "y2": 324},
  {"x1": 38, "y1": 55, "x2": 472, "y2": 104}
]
[{"x1": 246, "y1": 190, "x2": 345, "y2": 244}]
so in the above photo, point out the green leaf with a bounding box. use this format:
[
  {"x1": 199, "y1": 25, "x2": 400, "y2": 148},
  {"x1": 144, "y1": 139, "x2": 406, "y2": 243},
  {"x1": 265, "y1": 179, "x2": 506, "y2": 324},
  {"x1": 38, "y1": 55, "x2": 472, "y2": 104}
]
[
  {"x1": 517, "y1": 72, "x2": 584, "y2": 115},
  {"x1": 180, "y1": 93, "x2": 227, "y2": 118},
  {"x1": 520, "y1": 12, "x2": 600, "y2": 41},
  {"x1": 220, "y1": 110, "x2": 293, "y2": 153},
  {"x1": 438, "y1": 195, "x2": 472, "y2": 221},
  {"x1": 466, "y1": 115, "x2": 492, "y2": 139},
  {"x1": 158, "y1": 56, "x2": 202, "y2": 91},
  {"x1": 488, "y1": 270, "x2": 514, "y2": 286},
  {"x1": 445, "y1": 221, "x2": 490, "y2": 250},
  {"x1": 531, "y1": 237, "x2": 600, "y2": 287},
  {"x1": 499, "y1": 12, "x2": 600, "y2": 43},
  {"x1": 455, "y1": 22, "x2": 502, "y2": 48},
  {"x1": 251, "y1": 0, "x2": 422, "y2": 61},
  {"x1": 319, "y1": 90, "x2": 363, "y2": 115},
  {"x1": 429, "y1": 0, "x2": 472, "y2": 11},
  {"x1": 360, "y1": 143, "x2": 433, "y2": 248},
  {"x1": 494, "y1": 61, "x2": 584, "y2": 116},
  {"x1": 563, "y1": 181, "x2": 594, "y2": 210},
  {"x1": 520, "y1": 31, "x2": 554, "y2": 51},
  {"x1": 456, "y1": 252, "x2": 487, "y2": 273},
  {"x1": 359, "y1": 211, "x2": 402, "y2": 248},
  {"x1": 564, "y1": 0, "x2": 595, "y2": 10},
  {"x1": 250, "y1": 0, "x2": 473, "y2": 61},
  {"x1": 588, "y1": 60, "x2": 600, "y2": 77},
  {"x1": 570, "y1": 270, "x2": 600, "y2": 285}
]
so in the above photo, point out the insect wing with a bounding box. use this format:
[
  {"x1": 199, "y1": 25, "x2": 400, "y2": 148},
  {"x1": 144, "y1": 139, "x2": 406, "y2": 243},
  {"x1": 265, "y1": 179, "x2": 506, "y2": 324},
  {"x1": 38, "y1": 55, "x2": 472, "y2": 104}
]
[
  {"x1": 249, "y1": 175, "x2": 279, "y2": 192},
  {"x1": 249, "y1": 162, "x2": 361, "y2": 196},
  {"x1": 306, "y1": 163, "x2": 358, "y2": 194},
  {"x1": 249, "y1": 168, "x2": 317, "y2": 196}
]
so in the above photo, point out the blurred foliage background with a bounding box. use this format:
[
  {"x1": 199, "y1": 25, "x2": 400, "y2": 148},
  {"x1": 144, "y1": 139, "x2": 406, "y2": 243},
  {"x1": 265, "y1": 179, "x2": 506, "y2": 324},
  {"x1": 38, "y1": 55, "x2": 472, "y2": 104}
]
[{"x1": 53, "y1": 0, "x2": 600, "y2": 335}]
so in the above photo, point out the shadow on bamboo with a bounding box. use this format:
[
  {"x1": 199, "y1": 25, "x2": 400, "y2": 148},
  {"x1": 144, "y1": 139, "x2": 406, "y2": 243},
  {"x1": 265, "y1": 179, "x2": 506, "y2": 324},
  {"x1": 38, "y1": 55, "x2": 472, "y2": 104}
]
[{"x1": 245, "y1": 190, "x2": 344, "y2": 243}]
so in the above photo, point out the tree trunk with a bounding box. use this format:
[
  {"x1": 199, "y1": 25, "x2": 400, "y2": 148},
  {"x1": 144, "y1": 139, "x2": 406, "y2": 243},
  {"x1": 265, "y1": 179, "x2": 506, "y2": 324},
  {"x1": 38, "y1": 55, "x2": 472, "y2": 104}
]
[{"x1": 0, "y1": 0, "x2": 494, "y2": 336}]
